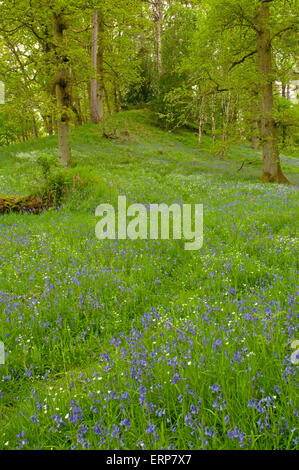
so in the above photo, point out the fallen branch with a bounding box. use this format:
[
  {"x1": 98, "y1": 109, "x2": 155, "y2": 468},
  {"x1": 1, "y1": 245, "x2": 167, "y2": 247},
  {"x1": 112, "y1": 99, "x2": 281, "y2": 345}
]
[
  {"x1": 238, "y1": 159, "x2": 260, "y2": 171},
  {"x1": 238, "y1": 161, "x2": 246, "y2": 171},
  {"x1": 0, "y1": 195, "x2": 52, "y2": 214}
]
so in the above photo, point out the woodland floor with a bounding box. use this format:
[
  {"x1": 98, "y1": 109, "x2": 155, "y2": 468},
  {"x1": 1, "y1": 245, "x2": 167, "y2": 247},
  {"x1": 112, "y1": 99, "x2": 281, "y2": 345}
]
[{"x1": 0, "y1": 110, "x2": 298, "y2": 450}]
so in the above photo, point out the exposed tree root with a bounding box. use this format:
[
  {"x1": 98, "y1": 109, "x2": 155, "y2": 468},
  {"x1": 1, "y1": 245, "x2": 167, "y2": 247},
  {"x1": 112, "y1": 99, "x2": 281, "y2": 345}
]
[{"x1": 261, "y1": 169, "x2": 291, "y2": 185}]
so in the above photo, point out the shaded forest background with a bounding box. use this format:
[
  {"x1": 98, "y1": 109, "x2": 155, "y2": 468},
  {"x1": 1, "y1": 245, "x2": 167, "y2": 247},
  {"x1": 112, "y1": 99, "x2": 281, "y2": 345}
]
[{"x1": 0, "y1": 0, "x2": 298, "y2": 183}]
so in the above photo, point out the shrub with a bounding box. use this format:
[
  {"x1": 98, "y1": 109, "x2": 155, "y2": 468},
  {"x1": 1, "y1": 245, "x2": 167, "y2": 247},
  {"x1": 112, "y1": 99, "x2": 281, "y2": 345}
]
[
  {"x1": 36, "y1": 154, "x2": 56, "y2": 181},
  {"x1": 41, "y1": 169, "x2": 72, "y2": 207}
]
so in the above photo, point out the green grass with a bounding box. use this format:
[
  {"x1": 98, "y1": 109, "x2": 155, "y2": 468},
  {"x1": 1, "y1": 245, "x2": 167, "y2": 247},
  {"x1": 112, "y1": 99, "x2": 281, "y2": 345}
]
[{"x1": 0, "y1": 109, "x2": 298, "y2": 450}]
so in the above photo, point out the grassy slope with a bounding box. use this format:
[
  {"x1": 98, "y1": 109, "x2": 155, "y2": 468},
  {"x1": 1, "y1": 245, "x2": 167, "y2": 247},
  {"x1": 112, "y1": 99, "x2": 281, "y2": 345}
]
[{"x1": 0, "y1": 110, "x2": 298, "y2": 450}]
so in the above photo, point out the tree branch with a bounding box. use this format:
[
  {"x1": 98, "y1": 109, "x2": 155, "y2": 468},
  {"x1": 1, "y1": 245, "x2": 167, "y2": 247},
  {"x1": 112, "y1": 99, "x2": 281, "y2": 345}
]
[
  {"x1": 229, "y1": 50, "x2": 257, "y2": 71},
  {"x1": 238, "y1": 5, "x2": 259, "y2": 32},
  {"x1": 271, "y1": 26, "x2": 296, "y2": 42}
]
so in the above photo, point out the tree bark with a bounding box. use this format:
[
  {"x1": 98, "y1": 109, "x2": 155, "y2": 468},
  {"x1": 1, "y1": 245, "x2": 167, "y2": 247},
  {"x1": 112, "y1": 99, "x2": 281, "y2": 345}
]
[
  {"x1": 97, "y1": 12, "x2": 105, "y2": 121},
  {"x1": 53, "y1": 12, "x2": 72, "y2": 167},
  {"x1": 251, "y1": 92, "x2": 260, "y2": 149},
  {"x1": 220, "y1": 91, "x2": 231, "y2": 158},
  {"x1": 90, "y1": 10, "x2": 99, "y2": 123},
  {"x1": 113, "y1": 82, "x2": 120, "y2": 112},
  {"x1": 198, "y1": 94, "x2": 206, "y2": 145},
  {"x1": 72, "y1": 99, "x2": 83, "y2": 126},
  {"x1": 153, "y1": 0, "x2": 163, "y2": 74},
  {"x1": 281, "y1": 83, "x2": 286, "y2": 98},
  {"x1": 103, "y1": 83, "x2": 111, "y2": 116},
  {"x1": 211, "y1": 93, "x2": 216, "y2": 145},
  {"x1": 281, "y1": 82, "x2": 287, "y2": 145},
  {"x1": 42, "y1": 115, "x2": 54, "y2": 136},
  {"x1": 90, "y1": 10, "x2": 105, "y2": 124},
  {"x1": 32, "y1": 115, "x2": 39, "y2": 139},
  {"x1": 256, "y1": 1, "x2": 289, "y2": 183},
  {"x1": 251, "y1": 119, "x2": 260, "y2": 149}
]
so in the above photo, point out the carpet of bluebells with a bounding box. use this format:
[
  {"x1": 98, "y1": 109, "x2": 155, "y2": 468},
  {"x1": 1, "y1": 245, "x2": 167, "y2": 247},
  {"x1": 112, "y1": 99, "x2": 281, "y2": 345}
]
[{"x1": 0, "y1": 110, "x2": 298, "y2": 450}]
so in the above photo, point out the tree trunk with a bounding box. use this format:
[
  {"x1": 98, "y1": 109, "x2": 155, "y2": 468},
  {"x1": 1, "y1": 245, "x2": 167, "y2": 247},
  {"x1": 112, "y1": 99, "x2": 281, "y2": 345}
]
[
  {"x1": 53, "y1": 12, "x2": 72, "y2": 167},
  {"x1": 97, "y1": 12, "x2": 105, "y2": 121},
  {"x1": 32, "y1": 115, "x2": 39, "y2": 139},
  {"x1": 220, "y1": 91, "x2": 231, "y2": 158},
  {"x1": 281, "y1": 83, "x2": 287, "y2": 146},
  {"x1": 90, "y1": 10, "x2": 105, "y2": 124},
  {"x1": 42, "y1": 115, "x2": 53, "y2": 136},
  {"x1": 198, "y1": 95, "x2": 206, "y2": 145},
  {"x1": 90, "y1": 10, "x2": 99, "y2": 123},
  {"x1": 211, "y1": 93, "x2": 216, "y2": 145},
  {"x1": 251, "y1": 119, "x2": 260, "y2": 149},
  {"x1": 231, "y1": 95, "x2": 238, "y2": 124},
  {"x1": 251, "y1": 92, "x2": 260, "y2": 149},
  {"x1": 256, "y1": 1, "x2": 289, "y2": 183},
  {"x1": 113, "y1": 82, "x2": 120, "y2": 112},
  {"x1": 281, "y1": 83, "x2": 286, "y2": 98},
  {"x1": 153, "y1": 0, "x2": 163, "y2": 74},
  {"x1": 48, "y1": 114, "x2": 54, "y2": 135},
  {"x1": 72, "y1": 100, "x2": 83, "y2": 126},
  {"x1": 103, "y1": 83, "x2": 111, "y2": 116}
]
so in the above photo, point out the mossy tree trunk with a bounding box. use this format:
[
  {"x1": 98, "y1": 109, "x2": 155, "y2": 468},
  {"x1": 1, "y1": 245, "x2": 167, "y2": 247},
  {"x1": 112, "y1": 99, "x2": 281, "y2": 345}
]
[
  {"x1": 256, "y1": 0, "x2": 289, "y2": 183},
  {"x1": 97, "y1": 12, "x2": 105, "y2": 121},
  {"x1": 53, "y1": 11, "x2": 72, "y2": 167}
]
